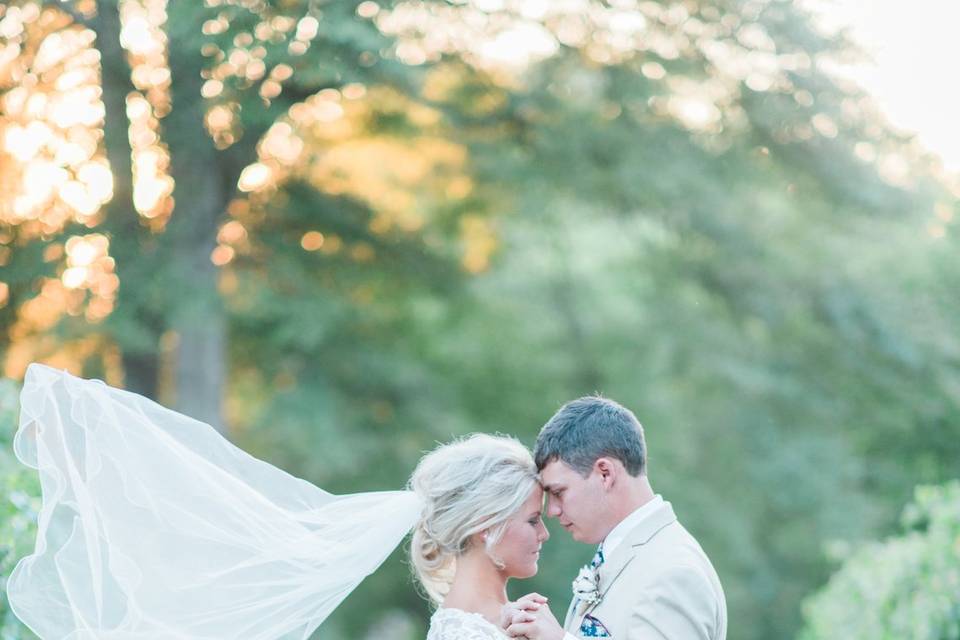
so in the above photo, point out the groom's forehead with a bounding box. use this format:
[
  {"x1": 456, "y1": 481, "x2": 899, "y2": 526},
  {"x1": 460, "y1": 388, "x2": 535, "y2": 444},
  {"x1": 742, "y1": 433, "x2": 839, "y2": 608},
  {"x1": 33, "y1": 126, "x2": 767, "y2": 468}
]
[{"x1": 539, "y1": 460, "x2": 578, "y2": 487}]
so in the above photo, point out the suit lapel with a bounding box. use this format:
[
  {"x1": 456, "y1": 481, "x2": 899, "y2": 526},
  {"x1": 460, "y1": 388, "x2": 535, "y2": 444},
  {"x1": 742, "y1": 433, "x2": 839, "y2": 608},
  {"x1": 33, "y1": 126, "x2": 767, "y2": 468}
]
[
  {"x1": 578, "y1": 547, "x2": 635, "y2": 620},
  {"x1": 579, "y1": 501, "x2": 679, "y2": 620},
  {"x1": 563, "y1": 595, "x2": 578, "y2": 632}
]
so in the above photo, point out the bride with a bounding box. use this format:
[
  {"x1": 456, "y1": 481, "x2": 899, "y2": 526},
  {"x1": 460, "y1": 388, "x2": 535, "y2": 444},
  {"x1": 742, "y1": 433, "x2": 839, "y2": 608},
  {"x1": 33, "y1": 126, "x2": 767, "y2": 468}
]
[
  {"x1": 411, "y1": 434, "x2": 549, "y2": 638},
  {"x1": 7, "y1": 364, "x2": 548, "y2": 639}
]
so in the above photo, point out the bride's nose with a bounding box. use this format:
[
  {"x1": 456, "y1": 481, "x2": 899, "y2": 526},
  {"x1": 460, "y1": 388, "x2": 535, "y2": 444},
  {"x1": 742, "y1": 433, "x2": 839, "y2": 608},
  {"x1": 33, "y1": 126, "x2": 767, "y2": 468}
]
[{"x1": 537, "y1": 521, "x2": 550, "y2": 542}]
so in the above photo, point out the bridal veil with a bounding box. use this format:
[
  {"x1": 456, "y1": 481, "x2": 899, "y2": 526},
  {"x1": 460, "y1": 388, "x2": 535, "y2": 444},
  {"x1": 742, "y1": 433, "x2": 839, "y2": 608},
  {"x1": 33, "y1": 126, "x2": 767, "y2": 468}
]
[{"x1": 7, "y1": 363, "x2": 421, "y2": 639}]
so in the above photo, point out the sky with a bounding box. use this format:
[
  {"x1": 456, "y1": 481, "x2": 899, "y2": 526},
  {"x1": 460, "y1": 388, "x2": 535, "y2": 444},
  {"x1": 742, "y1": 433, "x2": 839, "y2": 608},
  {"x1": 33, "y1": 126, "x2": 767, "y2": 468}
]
[{"x1": 805, "y1": 0, "x2": 960, "y2": 174}]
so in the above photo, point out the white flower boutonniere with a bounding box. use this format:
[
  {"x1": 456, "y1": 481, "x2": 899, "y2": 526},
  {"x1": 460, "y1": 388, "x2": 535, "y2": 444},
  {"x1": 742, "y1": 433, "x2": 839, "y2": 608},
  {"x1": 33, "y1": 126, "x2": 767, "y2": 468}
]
[{"x1": 572, "y1": 565, "x2": 601, "y2": 606}]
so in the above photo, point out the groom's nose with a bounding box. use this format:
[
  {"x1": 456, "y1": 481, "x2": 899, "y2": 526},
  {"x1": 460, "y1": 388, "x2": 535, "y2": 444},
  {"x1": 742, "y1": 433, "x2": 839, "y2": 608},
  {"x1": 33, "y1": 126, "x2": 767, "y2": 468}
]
[{"x1": 546, "y1": 496, "x2": 562, "y2": 518}]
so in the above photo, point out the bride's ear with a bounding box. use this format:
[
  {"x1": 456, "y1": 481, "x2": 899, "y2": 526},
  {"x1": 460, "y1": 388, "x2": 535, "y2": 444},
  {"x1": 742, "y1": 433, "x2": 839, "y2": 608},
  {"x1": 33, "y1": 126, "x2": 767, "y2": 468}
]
[{"x1": 469, "y1": 530, "x2": 489, "y2": 549}]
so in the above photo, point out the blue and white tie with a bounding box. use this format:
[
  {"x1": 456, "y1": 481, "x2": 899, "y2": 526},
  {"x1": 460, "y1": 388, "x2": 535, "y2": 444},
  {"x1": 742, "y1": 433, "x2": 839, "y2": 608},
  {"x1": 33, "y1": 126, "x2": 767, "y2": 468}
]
[
  {"x1": 576, "y1": 546, "x2": 609, "y2": 636},
  {"x1": 572, "y1": 545, "x2": 604, "y2": 613},
  {"x1": 590, "y1": 545, "x2": 605, "y2": 570}
]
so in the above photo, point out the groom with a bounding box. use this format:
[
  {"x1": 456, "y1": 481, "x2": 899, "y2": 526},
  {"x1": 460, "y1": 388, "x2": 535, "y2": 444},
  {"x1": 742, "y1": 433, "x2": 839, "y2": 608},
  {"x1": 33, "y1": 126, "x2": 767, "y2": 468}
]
[{"x1": 502, "y1": 396, "x2": 727, "y2": 639}]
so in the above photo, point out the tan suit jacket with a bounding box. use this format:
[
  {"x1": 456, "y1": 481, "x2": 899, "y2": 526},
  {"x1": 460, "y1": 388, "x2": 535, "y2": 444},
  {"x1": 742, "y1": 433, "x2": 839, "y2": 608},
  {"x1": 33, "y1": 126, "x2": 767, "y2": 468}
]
[{"x1": 563, "y1": 501, "x2": 726, "y2": 639}]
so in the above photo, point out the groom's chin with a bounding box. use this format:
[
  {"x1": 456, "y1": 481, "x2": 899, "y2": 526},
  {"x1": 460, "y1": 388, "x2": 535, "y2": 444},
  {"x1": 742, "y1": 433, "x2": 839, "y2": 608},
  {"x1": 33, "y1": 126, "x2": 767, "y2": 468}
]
[{"x1": 568, "y1": 528, "x2": 599, "y2": 545}]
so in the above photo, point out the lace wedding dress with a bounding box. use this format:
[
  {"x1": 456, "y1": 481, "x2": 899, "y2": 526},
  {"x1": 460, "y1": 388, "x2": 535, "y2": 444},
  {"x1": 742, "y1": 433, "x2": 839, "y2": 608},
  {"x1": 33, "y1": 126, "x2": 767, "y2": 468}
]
[{"x1": 427, "y1": 608, "x2": 508, "y2": 640}]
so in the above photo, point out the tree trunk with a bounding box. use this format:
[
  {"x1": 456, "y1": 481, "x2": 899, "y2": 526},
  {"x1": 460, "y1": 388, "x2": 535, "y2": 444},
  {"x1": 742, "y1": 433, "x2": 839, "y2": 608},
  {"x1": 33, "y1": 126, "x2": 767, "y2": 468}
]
[
  {"x1": 162, "y1": 5, "x2": 229, "y2": 433},
  {"x1": 92, "y1": 0, "x2": 164, "y2": 398}
]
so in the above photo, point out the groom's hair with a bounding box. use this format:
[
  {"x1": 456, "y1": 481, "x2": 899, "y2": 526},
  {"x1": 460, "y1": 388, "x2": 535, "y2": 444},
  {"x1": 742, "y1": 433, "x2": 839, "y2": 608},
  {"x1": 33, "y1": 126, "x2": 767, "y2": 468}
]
[{"x1": 534, "y1": 396, "x2": 646, "y2": 477}]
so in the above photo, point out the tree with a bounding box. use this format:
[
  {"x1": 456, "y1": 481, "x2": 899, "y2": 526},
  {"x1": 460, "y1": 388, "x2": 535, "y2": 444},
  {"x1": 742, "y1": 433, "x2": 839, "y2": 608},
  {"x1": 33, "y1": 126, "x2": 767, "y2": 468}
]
[
  {"x1": 0, "y1": 0, "x2": 450, "y2": 432},
  {"x1": 801, "y1": 481, "x2": 960, "y2": 640},
  {"x1": 3, "y1": 1, "x2": 960, "y2": 639}
]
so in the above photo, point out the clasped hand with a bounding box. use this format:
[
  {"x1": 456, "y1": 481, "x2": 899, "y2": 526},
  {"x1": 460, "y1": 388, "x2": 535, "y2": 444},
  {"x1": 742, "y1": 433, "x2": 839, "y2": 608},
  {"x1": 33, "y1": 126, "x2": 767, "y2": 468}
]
[{"x1": 500, "y1": 593, "x2": 565, "y2": 640}]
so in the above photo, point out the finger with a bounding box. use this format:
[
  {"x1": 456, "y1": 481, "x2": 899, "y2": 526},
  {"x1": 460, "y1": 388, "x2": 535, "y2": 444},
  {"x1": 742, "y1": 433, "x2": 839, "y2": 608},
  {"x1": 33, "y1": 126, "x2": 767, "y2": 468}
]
[
  {"x1": 502, "y1": 604, "x2": 528, "y2": 626},
  {"x1": 506, "y1": 622, "x2": 532, "y2": 637},
  {"x1": 517, "y1": 593, "x2": 549, "y2": 607},
  {"x1": 509, "y1": 611, "x2": 533, "y2": 626}
]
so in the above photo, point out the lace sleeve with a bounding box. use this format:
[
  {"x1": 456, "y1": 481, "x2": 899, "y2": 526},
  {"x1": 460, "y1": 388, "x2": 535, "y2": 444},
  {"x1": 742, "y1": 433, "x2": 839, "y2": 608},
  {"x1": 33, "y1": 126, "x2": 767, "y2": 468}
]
[{"x1": 427, "y1": 609, "x2": 506, "y2": 640}]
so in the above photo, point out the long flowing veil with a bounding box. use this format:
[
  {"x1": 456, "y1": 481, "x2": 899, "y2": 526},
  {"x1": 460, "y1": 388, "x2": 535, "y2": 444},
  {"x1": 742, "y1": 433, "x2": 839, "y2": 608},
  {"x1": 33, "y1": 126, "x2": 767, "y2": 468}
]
[{"x1": 7, "y1": 363, "x2": 422, "y2": 639}]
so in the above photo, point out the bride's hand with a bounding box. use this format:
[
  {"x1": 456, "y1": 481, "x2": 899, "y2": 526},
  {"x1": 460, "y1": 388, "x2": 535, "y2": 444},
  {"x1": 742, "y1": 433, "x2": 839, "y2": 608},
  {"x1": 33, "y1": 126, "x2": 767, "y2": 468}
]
[
  {"x1": 502, "y1": 594, "x2": 563, "y2": 640},
  {"x1": 500, "y1": 593, "x2": 548, "y2": 630}
]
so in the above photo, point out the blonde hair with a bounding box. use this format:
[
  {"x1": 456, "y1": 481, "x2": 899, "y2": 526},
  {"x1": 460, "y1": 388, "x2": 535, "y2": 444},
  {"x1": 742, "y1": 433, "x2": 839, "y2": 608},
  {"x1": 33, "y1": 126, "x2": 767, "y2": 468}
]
[{"x1": 408, "y1": 434, "x2": 538, "y2": 603}]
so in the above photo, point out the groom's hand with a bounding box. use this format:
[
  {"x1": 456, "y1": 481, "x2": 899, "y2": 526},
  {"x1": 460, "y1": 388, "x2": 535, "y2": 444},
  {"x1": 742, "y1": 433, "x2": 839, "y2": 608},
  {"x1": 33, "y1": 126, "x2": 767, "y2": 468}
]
[
  {"x1": 500, "y1": 593, "x2": 547, "y2": 629},
  {"x1": 502, "y1": 593, "x2": 564, "y2": 640}
]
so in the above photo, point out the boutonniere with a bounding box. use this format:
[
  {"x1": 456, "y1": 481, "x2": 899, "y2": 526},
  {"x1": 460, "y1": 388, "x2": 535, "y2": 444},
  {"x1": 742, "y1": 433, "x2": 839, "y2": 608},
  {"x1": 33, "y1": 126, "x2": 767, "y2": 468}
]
[{"x1": 572, "y1": 564, "x2": 601, "y2": 606}]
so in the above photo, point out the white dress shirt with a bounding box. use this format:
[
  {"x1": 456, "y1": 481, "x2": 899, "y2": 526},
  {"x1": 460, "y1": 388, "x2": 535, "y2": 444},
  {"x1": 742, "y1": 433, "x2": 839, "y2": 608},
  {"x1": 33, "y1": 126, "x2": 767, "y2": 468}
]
[{"x1": 601, "y1": 495, "x2": 664, "y2": 558}]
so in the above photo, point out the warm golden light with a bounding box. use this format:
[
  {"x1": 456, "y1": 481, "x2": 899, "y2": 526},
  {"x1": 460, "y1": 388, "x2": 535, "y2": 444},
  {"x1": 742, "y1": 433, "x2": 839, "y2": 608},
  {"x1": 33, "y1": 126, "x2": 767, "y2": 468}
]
[
  {"x1": 807, "y1": 0, "x2": 960, "y2": 174},
  {"x1": 218, "y1": 220, "x2": 248, "y2": 244},
  {"x1": 211, "y1": 245, "x2": 235, "y2": 266},
  {"x1": 270, "y1": 63, "x2": 293, "y2": 81},
  {"x1": 201, "y1": 79, "x2": 224, "y2": 98},
  {"x1": 296, "y1": 16, "x2": 319, "y2": 40},
  {"x1": 260, "y1": 121, "x2": 304, "y2": 166},
  {"x1": 342, "y1": 83, "x2": 367, "y2": 100},
  {"x1": 460, "y1": 216, "x2": 496, "y2": 274},
  {"x1": 641, "y1": 62, "x2": 666, "y2": 80},
  {"x1": 260, "y1": 79, "x2": 282, "y2": 99},
  {"x1": 300, "y1": 231, "x2": 325, "y2": 251},
  {"x1": 350, "y1": 242, "x2": 375, "y2": 262},
  {"x1": 357, "y1": 2, "x2": 380, "y2": 19},
  {"x1": 321, "y1": 234, "x2": 343, "y2": 254},
  {"x1": 78, "y1": 161, "x2": 114, "y2": 202},
  {"x1": 238, "y1": 162, "x2": 272, "y2": 192},
  {"x1": 62, "y1": 266, "x2": 89, "y2": 289}
]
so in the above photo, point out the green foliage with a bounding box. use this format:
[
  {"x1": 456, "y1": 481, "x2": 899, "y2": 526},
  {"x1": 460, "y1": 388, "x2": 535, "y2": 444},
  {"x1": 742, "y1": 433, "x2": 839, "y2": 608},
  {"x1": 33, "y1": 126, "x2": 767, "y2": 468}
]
[
  {"x1": 3, "y1": 1, "x2": 960, "y2": 639},
  {"x1": 0, "y1": 380, "x2": 39, "y2": 640},
  {"x1": 801, "y1": 482, "x2": 960, "y2": 640}
]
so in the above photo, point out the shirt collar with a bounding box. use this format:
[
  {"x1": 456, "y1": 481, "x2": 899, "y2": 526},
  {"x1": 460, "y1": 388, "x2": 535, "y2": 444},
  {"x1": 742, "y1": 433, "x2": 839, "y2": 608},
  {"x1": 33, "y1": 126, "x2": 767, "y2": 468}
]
[{"x1": 601, "y1": 495, "x2": 664, "y2": 558}]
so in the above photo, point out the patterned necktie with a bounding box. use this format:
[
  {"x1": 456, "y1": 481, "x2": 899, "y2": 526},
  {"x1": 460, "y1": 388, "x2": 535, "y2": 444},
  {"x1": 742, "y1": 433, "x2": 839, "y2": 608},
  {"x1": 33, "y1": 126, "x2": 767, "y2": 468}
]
[
  {"x1": 577, "y1": 545, "x2": 609, "y2": 636},
  {"x1": 591, "y1": 545, "x2": 605, "y2": 570},
  {"x1": 572, "y1": 545, "x2": 605, "y2": 614}
]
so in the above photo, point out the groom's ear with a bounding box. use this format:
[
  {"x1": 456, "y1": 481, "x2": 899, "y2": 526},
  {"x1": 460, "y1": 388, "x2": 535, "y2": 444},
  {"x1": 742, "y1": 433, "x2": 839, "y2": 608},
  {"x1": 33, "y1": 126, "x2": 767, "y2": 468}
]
[{"x1": 594, "y1": 458, "x2": 618, "y2": 489}]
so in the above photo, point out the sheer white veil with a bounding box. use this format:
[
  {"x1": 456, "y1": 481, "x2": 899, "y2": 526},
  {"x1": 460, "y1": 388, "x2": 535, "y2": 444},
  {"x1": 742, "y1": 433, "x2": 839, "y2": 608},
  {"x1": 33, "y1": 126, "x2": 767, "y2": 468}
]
[{"x1": 7, "y1": 363, "x2": 422, "y2": 639}]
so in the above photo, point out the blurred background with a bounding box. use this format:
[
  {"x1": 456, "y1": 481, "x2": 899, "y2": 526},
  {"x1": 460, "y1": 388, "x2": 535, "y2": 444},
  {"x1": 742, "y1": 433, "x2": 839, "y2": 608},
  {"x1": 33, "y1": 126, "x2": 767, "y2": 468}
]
[{"x1": 1, "y1": 0, "x2": 958, "y2": 638}]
